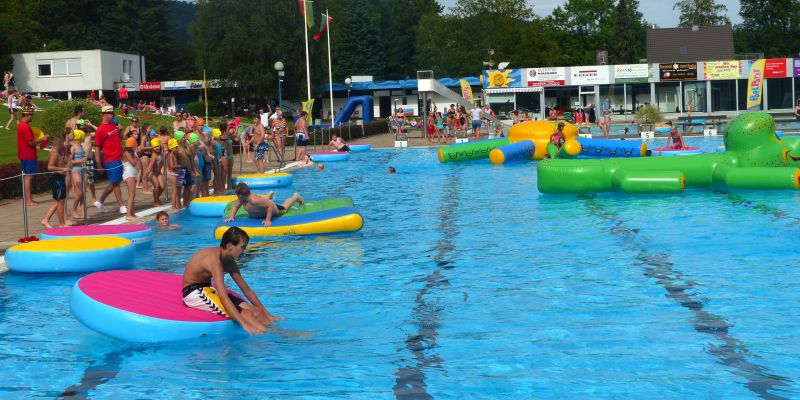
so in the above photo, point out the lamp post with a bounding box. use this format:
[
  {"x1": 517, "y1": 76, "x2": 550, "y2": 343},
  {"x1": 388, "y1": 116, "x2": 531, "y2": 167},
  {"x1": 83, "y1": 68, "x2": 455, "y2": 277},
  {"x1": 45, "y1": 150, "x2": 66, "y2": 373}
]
[
  {"x1": 482, "y1": 49, "x2": 495, "y2": 69},
  {"x1": 274, "y1": 61, "x2": 284, "y2": 110},
  {"x1": 345, "y1": 77, "x2": 352, "y2": 99}
]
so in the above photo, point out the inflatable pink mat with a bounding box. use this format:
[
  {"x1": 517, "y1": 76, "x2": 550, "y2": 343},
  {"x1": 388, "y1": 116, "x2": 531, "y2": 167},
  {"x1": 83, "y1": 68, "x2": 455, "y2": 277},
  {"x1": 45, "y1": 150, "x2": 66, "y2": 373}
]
[
  {"x1": 41, "y1": 224, "x2": 153, "y2": 247},
  {"x1": 71, "y1": 270, "x2": 240, "y2": 342}
]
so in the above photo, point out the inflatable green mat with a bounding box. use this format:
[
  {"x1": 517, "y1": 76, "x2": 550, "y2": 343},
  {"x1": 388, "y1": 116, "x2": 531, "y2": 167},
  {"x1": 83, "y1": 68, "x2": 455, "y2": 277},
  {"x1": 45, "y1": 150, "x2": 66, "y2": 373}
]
[{"x1": 223, "y1": 197, "x2": 355, "y2": 219}]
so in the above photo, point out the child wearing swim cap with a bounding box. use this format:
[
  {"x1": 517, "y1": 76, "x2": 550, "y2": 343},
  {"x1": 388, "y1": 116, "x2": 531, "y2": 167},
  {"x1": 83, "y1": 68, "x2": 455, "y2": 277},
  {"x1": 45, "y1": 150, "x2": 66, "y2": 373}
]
[
  {"x1": 166, "y1": 138, "x2": 181, "y2": 210},
  {"x1": 145, "y1": 137, "x2": 165, "y2": 206},
  {"x1": 69, "y1": 130, "x2": 89, "y2": 220}
]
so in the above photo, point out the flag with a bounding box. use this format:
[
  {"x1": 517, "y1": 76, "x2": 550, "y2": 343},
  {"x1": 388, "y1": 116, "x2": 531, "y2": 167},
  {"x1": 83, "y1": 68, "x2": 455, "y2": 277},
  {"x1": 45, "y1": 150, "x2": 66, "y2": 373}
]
[
  {"x1": 313, "y1": 15, "x2": 331, "y2": 41},
  {"x1": 746, "y1": 59, "x2": 765, "y2": 111},
  {"x1": 459, "y1": 79, "x2": 474, "y2": 105},
  {"x1": 297, "y1": 0, "x2": 314, "y2": 28},
  {"x1": 302, "y1": 99, "x2": 315, "y2": 124}
]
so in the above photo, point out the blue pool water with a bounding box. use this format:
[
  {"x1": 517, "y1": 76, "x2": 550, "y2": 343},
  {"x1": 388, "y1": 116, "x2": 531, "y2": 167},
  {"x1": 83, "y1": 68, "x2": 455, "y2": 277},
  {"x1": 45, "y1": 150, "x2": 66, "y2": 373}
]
[{"x1": 2, "y1": 136, "x2": 800, "y2": 399}]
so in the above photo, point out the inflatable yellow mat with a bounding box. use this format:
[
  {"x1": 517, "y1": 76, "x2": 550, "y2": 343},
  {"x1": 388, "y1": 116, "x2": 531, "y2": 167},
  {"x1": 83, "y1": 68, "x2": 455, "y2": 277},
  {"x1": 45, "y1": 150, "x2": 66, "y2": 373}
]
[{"x1": 214, "y1": 197, "x2": 363, "y2": 238}]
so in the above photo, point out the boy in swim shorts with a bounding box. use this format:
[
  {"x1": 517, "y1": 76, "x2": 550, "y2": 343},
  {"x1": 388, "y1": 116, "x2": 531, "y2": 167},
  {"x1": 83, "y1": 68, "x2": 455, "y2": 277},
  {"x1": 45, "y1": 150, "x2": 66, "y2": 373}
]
[
  {"x1": 182, "y1": 227, "x2": 279, "y2": 335},
  {"x1": 224, "y1": 182, "x2": 304, "y2": 228}
]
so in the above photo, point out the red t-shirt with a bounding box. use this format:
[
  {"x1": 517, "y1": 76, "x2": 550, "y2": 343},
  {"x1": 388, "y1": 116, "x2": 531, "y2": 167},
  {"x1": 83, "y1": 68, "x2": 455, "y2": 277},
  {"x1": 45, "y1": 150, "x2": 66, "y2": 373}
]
[
  {"x1": 119, "y1": 87, "x2": 128, "y2": 99},
  {"x1": 95, "y1": 122, "x2": 122, "y2": 163},
  {"x1": 17, "y1": 121, "x2": 37, "y2": 161}
]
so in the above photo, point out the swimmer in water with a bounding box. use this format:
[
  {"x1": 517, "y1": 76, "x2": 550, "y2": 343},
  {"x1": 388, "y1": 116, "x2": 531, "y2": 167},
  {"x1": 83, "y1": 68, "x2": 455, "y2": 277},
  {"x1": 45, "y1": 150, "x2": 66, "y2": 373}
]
[
  {"x1": 154, "y1": 210, "x2": 178, "y2": 228},
  {"x1": 387, "y1": 166, "x2": 396, "y2": 174},
  {"x1": 316, "y1": 163, "x2": 325, "y2": 171},
  {"x1": 224, "y1": 182, "x2": 304, "y2": 227}
]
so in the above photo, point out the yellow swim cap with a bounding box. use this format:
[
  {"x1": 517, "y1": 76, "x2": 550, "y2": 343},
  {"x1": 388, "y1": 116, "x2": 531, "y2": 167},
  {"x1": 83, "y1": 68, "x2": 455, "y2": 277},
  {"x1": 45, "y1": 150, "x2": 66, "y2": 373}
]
[
  {"x1": 150, "y1": 138, "x2": 161, "y2": 148},
  {"x1": 168, "y1": 138, "x2": 179, "y2": 150},
  {"x1": 73, "y1": 129, "x2": 85, "y2": 142},
  {"x1": 212, "y1": 128, "x2": 222, "y2": 139}
]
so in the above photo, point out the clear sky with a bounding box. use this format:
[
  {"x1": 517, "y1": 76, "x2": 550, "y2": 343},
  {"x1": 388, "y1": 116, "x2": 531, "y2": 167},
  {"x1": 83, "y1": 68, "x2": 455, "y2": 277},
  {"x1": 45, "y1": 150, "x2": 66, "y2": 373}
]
[{"x1": 437, "y1": 0, "x2": 743, "y2": 27}]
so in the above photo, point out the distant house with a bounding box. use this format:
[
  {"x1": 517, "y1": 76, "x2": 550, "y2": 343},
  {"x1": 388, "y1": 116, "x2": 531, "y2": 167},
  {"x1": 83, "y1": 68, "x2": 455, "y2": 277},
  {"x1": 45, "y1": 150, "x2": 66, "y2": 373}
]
[
  {"x1": 11, "y1": 49, "x2": 145, "y2": 100},
  {"x1": 646, "y1": 25, "x2": 734, "y2": 63}
]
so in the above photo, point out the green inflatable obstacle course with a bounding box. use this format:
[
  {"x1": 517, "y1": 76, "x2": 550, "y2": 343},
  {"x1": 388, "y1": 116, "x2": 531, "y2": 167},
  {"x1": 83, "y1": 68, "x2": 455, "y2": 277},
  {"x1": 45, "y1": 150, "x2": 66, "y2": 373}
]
[
  {"x1": 538, "y1": 112, "x2": 800, "y2": 194},
  {"x1": 438, "y1": 138, "x2": 510, "y2": 163},
  {"x1": 223, "y1": 197, "x2": 355, "y2": 219}
]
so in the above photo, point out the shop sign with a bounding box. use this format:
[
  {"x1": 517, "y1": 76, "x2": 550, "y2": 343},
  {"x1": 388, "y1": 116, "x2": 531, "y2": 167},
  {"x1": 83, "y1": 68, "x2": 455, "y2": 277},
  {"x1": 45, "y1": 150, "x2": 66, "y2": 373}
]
[
  {"x1": 525, "y1": 67, "x2": 566, "y2": 87},
  {"x1": 703, "y1": 61, "x2": 740, "y2": 80},
  {"x1": 659, "y1": 63, "x2": 698, "y2": 81},
  {"x1": 614, "y1": 64, "x2": 649, "y2": 83},
  {"x1": 569, "y1": 65, "x2": 610, "y2": 85}
]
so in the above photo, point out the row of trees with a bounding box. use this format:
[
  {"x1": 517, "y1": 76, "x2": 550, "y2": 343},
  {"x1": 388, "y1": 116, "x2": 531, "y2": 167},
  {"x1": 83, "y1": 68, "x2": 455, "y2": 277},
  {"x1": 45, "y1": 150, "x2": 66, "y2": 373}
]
[{"x1": 2, "y1": 0, "x2": 799, "y2": 101}]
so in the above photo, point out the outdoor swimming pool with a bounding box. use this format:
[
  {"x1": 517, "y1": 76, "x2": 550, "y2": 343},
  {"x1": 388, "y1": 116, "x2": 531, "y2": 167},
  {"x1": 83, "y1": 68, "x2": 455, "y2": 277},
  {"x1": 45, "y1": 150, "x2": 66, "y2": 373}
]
[{"x1": 2, "y1": 136, "x2": 800, "y2": 399}]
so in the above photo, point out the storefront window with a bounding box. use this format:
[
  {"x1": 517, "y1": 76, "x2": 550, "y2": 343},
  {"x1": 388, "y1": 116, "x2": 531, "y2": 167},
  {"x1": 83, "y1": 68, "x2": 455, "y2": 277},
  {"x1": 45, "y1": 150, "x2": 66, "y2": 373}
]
[
  {"x1": 737, "y1": 79, "x2": 749, "y2": 111},
  {"x1": 544, "y1": 87, "x2": 579, "y2": 113},
  {"x1": 656, "y1": 83, "x2": 680, "y2": 113},
  {"x1": 682, "y1": 81, "x2": 707, "y2": 112},
  {"x1": 487, "y1": 93, "x2": 515, "y2": 119},
  {"x1": 599, "y1": 85, "x2": 625, "y2": 114},
  {"x1": 767, "y1": 78, "x2": 793, "y2": 110},
  {"x1": 710, "y1": 80, "x2": 737, "y2": 112},
  {"x1": 625, "y1": 83, "x2": 651, "y2": 114},
  {"x1": 516, "y1": 92, "x2": 542, "y2": 115}
]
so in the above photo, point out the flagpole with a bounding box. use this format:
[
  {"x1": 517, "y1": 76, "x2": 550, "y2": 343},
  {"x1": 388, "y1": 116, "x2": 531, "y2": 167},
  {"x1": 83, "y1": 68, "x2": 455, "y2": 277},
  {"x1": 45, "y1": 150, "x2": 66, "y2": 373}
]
[
  {"x1": 203, "y1": 69, "x2": 208, "y2": 122},
  {"x1": 303, "y1": 0, "x2": 312, "y2": 100},
  {"x1": 325, "y1": 11, "x2": 334, "y2": 127}
]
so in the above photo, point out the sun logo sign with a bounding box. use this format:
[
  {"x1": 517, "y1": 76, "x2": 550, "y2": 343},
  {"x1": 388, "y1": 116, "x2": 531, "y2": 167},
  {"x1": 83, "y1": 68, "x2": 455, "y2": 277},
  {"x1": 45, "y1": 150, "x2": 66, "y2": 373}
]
[{"x1": 486, "y1": 70, "x2": 515, "y2": 88}]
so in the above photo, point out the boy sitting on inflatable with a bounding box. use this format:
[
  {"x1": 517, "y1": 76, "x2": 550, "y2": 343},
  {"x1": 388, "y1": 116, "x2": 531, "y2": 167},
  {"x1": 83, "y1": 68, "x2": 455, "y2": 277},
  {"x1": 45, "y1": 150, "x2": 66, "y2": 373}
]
[
  {"x1": 182, "y1": 226, "x2": 280, "y2": 335},
  {"x1": 225, "y1": 182, "x2": 305, "y2": 227}
]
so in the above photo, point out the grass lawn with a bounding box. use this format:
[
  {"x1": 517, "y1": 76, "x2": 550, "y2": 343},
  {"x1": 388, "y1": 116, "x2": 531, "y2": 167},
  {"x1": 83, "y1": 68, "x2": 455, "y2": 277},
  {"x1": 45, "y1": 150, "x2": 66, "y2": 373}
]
[{"x1": 0, "y1": 98, "x2": 176, "y2": 164}]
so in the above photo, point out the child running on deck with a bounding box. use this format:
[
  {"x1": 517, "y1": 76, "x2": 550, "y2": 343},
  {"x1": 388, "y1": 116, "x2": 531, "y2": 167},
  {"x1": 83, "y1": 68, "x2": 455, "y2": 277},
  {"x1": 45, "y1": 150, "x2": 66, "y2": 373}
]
[
  {"x1": 224, "y1": 182, "x2": 304, "y2": 228},
  {"x1": 182, "y1": 226, "x2": 279, "y2": 335}
]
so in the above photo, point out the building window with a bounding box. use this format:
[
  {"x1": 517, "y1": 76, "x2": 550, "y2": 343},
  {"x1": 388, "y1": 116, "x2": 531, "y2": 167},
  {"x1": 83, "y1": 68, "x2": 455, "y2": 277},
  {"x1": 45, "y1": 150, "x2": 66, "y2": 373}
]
[
  {"x1": 37, "y1": 58, "x2": 82, "y2": 77},
  {"x1": 679, "y1": 46, "x2": 688, "y2": 54},
  {"x1": 38, "y1": 62, "x2": 52, "y2": 77}
]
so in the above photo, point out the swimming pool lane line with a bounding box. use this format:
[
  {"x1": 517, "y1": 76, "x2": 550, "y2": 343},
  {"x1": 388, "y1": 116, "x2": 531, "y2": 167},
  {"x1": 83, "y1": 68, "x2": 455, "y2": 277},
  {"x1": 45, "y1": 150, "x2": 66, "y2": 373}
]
[
  {"x1": 392, "y1": 168, "x2": 459, "y2": 400},
  {"x1": 57, "y1": 346, "x2": 147, "y2": 399},
  {"x1": 581, "y1": 196, "x2": 794, "y2": 400},
  {"x1": 713, "y1": 190, "x2": 800, "y2": 226}
]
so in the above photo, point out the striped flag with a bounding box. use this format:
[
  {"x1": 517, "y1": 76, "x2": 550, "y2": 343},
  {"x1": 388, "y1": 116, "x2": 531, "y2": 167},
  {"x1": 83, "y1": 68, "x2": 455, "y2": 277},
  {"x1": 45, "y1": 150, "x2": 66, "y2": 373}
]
[
  {"x1": 313, "y1": 15, "x2": 331, "y2": 41},
  {"x1": 297, "y1": 0, "x2": 314, "y2": 28}
]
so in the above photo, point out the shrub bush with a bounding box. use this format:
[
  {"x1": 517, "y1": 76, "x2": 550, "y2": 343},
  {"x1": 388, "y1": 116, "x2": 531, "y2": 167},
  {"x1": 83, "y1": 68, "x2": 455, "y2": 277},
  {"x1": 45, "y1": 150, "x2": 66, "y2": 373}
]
[
  {"x1": 634, "y1": 104, "x2": 662, "y2": 124},
  {"x1": 41, "y1": 100, "x2": 101, "y2": 138},
  {"x1": 0, "y1": 161, "x2": 51, "y2": 200},
  {"x1": 187, "y1": 101, "x2": 227, "y2": 117}
]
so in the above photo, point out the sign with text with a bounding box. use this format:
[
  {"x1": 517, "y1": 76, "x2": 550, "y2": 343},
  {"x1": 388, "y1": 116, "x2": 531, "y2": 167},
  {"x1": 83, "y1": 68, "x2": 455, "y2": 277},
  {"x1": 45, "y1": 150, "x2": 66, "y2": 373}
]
[
  {"x1": 703, "y1": 61, "x2": 741, "y2": 80},
  {"x1": 569, "y1": 65, "x2": 610, "y2": 85},
  {"x1": 525, "y1": 67, "x2": 566, "y2": 87},
  {"x1": 747, "y1": 59, "x2": 765, "y2": 111},
  {"x1": 138, "y1": 81, "x2": 161, "y2": 91},
  {"x1": 614, "y1": 64, "x2": 649, "y2": 83},
  {"x1": 162, "y1": 81, "x2": 188, "y2": 90},
  {"x1": 659, "y1": 63, "x2": 698, "y2": 81},
  {"x1": 795, "y1": 58, "x2": 800, "y2": 77},
  {"x1": 764, "y1": 58, "x2": 787, "y2": 78}
]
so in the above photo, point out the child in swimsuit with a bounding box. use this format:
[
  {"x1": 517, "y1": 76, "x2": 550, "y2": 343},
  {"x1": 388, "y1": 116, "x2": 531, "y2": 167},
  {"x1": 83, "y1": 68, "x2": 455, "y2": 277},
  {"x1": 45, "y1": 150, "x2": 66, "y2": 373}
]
[
  {"x1": 182, "y1": 227, "x2": 279, "y2": 335},
  {"x1": 69, "y1": 129, "x2": 88, "y2": 219},
  {"x1": 224, "y1": 182, "x2": 304, "y2": 228}
]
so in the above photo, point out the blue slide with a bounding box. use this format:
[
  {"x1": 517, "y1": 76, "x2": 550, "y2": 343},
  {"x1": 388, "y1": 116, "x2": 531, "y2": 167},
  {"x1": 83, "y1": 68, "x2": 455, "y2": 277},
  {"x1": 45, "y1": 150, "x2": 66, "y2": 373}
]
[{"x1": 334, "y1": 96, "x2": 373, "y2": 127}]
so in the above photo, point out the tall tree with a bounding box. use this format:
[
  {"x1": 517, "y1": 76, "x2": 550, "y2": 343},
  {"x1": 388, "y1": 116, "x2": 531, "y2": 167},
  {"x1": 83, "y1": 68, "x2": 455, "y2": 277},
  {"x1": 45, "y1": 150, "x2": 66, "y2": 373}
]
[
  {"x1": 451, "y1": 0, "x2": 535, "y2": 20},
  {"x1": 378, "y1": 0, "x2": 441, "y2": 79},
  {"x1": 609, "y1": 0, "x2": 646, "y2": 64},
  {"x1": 545, "y1": 0, "x2": 615, "y2": 65},
  {"x1": 337, "y1": 0, "x2": 385, "y2": 78},
  {"x1": 736, "y1": 0, "x2": 799, "y2": 58},
  {"x1": 673, "y1": 0, "x2": 730, "y2": 27}
]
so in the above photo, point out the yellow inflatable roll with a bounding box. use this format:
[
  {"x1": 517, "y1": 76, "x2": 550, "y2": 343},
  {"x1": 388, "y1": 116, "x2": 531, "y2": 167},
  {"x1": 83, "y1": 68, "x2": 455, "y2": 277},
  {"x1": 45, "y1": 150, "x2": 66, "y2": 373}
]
[{"x1": 507, "y1": 120, "x2": 581, "y2": 160}]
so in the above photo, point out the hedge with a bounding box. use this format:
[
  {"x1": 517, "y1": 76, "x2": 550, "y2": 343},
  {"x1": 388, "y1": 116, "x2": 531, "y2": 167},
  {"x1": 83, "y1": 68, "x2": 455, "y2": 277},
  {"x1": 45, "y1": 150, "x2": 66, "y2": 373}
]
[
  {"x1": 41, "y1": 100, "x2": 102, "y2": 138},
  {"x1": 0, "y1": 161, "x2": 52, "y2": 200}
]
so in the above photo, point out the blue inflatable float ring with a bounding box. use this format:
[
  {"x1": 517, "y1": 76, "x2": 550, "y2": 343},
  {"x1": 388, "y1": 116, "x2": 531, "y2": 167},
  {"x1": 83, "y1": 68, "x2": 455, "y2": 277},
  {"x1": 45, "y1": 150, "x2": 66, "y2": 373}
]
[
  {"x1": 6, "y1": 236, "x2": 135, "y2": 273},
  {"x1": 232, "y1": 173, "x2": 293, "y2": 189},
  {"x1": 40, "y1": 224, "x2": 153, "y2": 248}
]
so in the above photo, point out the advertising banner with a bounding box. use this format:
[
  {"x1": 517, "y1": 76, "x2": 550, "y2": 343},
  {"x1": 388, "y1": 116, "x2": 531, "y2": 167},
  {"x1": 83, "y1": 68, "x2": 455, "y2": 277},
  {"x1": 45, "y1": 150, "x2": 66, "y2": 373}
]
[
  {"x1": 525, "y1": 67, "x2": 566, "y2": 87},
  {"x1": 138, "y1": 81, "x2": 161, "y2": 91},
  {"x1": 459, "y1": 79, "x2": 474, "y2": 104},
  {"x1": 764, "y1": 58, "x2": 787, "y2": 78},
  {"x1": 614, "y1": 64, "x2": 649, "y2": 83},
  {"x1": 482, "y1": 69, "x2": 522, "y2": 88},
  {"x1": 659, "y1": 63, "x2": 698, "y2": 81},
  {"x1": 794, "y1": 58, "x2": 800, "y2": 77},
  {"x1": 746, "y1": 59, "x2": 765, "y2": 111},
  {"x1": 162, "y1": 81, "x2": 188, "y2": 90},
  {"x1": 703, "y1": 61, "x2": 740, "y2": 80},
  {"x1": 569, "y1": 65, "x2": 610, "y2": 85}
]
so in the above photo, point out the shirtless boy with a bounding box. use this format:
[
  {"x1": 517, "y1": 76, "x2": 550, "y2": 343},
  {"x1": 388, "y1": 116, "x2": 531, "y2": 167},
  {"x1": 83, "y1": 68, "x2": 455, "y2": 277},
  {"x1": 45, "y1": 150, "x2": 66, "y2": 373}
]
[
  {"x1": 182, "y1": 226, "x2": 280, "y2": 335},
  {"x1": 224, "y1": 182, "x2": 304, "y2": 227}
]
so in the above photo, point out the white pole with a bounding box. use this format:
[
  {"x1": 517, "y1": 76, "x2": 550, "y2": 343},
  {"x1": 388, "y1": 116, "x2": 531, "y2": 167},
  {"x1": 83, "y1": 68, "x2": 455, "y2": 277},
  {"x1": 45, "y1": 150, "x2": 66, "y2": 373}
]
[
  {"x1": 303, "y1": 0, "x2": 312, "y2": 100},
  {"x1": 326, "y1": 11, "x2": 334, "y2": 127}
]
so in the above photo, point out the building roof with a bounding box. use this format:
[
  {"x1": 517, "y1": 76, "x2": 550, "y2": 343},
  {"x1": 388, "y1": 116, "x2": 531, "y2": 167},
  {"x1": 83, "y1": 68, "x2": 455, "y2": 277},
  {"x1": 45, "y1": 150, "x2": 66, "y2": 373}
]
[
  {"x1": 646, "y1": 25, "x2": 734, "y2": 63},
  {"x1": 320, "y1": 77, "x2": 480, "y2": 92}
]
